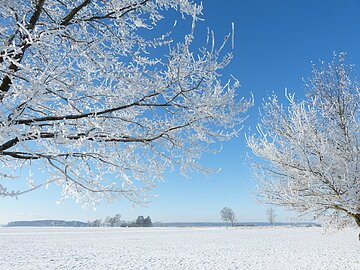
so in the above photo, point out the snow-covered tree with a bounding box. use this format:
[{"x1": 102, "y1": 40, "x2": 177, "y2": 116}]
[
  {"x1": 88, "y1": 219, "x2": 102, "y2": 227},
  {"x1": 135, "y1": 215, "x2": 145, "y2": 227},
  {"x1": 104, "y1": 216, "x2": 111, "y2": 227},
  {"x1": 109, "y1": 214, "x2": 121, "y2": 227},
  {"x1": 266, "y1": 207, "x2": 276, "y2": 225},
  {"x1": 247, "y1": 53, "x2": 360, "y2": 228},
  {"x1": 220, "y1": 206, "x2": 236, "y2": 227},
  {"x1": 143, "y1": 216, "x2": 152, "y2": 227},
  {"x1": 0, "y1": 1, "x2": 251, "y2": 206}
]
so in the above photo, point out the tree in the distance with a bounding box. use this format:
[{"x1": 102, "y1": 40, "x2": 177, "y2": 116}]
[
  {"x1": 104, "y1": 216, "x2": 111, "y2": 227},
  {"x1": 220, "y1": 207, "x2": 236, "y2": 227},
  {"x1": 135, "y1": 216, "x2": 145, "y2": 227},
  {"x1": 109, "y1": 214, "x2": 121, "y2": 227},
  {"x1": 266, "y1": 207, "x2": 276, "y2": 226},
  {"x1": 247, "y1": 53, "x2": 360, "y2": 229},
  {"x1": 143, "y1": 216, "x2": 152, "y2": 227},
  {"x1": 0, "y1": 1, "x2": 251, "y2": 207},
  {"x1": 87, "y1": 219, "x2": 102, "y2": 227}
]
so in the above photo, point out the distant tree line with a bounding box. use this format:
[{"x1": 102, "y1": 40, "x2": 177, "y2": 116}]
[
  {"x1": 87, "y1": 214, "x2": 152, "y2": 227},
  {"x1": 7, "y1": 220, "x2": 87, "y2": 227}
]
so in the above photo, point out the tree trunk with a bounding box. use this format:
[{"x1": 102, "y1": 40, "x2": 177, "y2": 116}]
[
  {"x1": 354, "y1": 214, "x2": 360, "y2": 241},
  {"x1": 354, "y1": 214, "x2": 360, "y2": 227}
]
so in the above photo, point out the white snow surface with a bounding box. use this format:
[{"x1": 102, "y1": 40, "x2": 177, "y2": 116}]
[{"x1": 0, "y1": 226, "x2": 359, "y2": 270}]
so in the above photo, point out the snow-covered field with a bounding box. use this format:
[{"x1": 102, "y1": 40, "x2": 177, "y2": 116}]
[{"x1": 0, "y1": 226, "x2": 359, "y2": 270}]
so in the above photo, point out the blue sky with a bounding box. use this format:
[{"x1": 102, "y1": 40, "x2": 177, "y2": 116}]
[{"x1": 2, "y1": 0, "x2": 360, "y2": 224}]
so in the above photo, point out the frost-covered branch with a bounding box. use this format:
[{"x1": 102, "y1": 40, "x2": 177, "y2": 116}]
[{"x1": 0, "y1": 0, "x2": 251, "y2": 206}]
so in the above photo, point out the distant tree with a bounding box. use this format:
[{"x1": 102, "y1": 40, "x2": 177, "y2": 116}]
[
  {"x1": 109, "y1": 214, "x2": 121, "y2": 227},
  {"x1": 88, "y1": 219, "x2": 102, "y2": 227},
  {"x1": 143, "y1": 216, "x2": 153, "y2": 227},
  {"x1": 94, "y1": 219, "x2": 102, "y2": 227},
  {"x1": 266, "y1": 207, "x2": 276, "y2": 226},
  {"x1": 135, "y1": 216, "x2": 145, "y2": 227},
  {"x1": 104, "y1": 216, "x2": 111, "y2": 227},
  {"x1": 220, "y1": 207, "x2": 236, "y2": 227},
  {"x1": 247, "y1": 53, "x2": 360, "y2": 229}
]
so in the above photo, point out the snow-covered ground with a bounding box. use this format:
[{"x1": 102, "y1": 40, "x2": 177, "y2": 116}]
[{"x1": 0, "y1": 226, "x2": 358, "y2": 270}]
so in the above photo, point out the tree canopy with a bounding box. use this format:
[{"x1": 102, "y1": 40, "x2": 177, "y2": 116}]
[
  {"x1": 0, "y1": 1, "x2": 251, "y2": 206},
  {"x1": 220, "y1": 207, "x2": 236, "y2": 226}
]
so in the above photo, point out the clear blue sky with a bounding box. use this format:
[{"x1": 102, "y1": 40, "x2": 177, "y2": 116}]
[{"x1": 2, "y1": 0, "x2": 360, "y2": 224}]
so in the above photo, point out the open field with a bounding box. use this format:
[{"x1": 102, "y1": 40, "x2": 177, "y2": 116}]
[{"x1": 0, "y1": 226, "x2": 359, "y2": 270}]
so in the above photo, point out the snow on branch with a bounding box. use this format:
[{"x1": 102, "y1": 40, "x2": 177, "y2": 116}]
[
  {"x1": 247, "y1": 53, "x2": 360, "y2": 228},
  {"x1": 0, "y1": 0, "x2": 251, "y2": 206}
]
